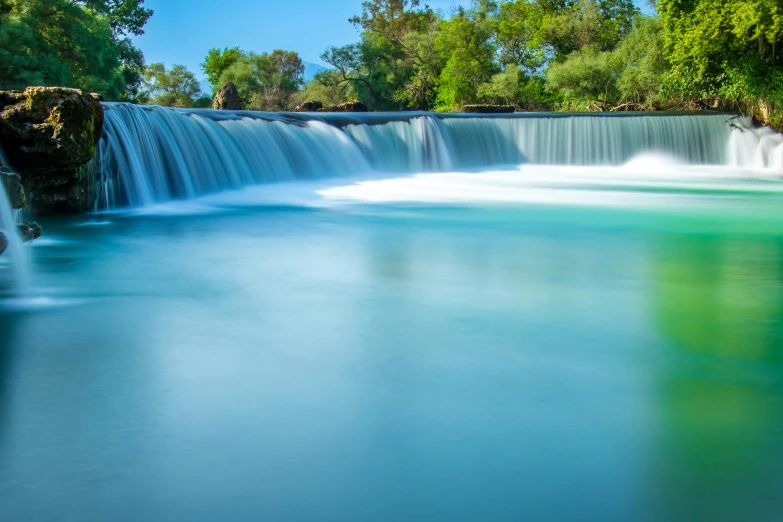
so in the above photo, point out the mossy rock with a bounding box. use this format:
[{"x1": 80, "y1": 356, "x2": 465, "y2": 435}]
[
  {"x1": 0, "y1": 87, "x2": 104, "y2": 215},
  {"x1": 0, "y1": 166, "x2": 25, "y2": 209},
  {"x1": 318, "y1": 100, "x2": 369, "y2": 113}
]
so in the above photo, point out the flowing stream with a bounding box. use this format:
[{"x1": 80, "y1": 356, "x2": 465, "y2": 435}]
[
  {"x1": 89, "y1": 105, "x2": 780, "y2": 209},
  {"x1": 1, "y1": 108, "x2": 782, "y2": 522}
]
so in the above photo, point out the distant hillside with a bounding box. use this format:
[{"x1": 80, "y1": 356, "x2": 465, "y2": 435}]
[{"x1": 303, "y1": 62, "x2": 328, "y2": 82}]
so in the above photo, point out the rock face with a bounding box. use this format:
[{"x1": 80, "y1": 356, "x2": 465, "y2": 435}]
[
  {"x1": 318, "y1": 100, "x2": 369, "y2": 113},
  {"x1": 17, "y1": 222, "x2": 42, "y2": 242},
  {"x1": 0, "y1": 87, "x2": 104, "y2": 215},
  {"x1": 213, "y1": 82, "x2": 242, "y2": 110},
  {"x1": 294, "y1": 100, "x2": 323, "y2": 112},
  {"x1": 462, "y1": 104, "x2": 515, "y2": 113},
  {"x1": 0, "y1": 166, "x2": 25, "y2": 209}
]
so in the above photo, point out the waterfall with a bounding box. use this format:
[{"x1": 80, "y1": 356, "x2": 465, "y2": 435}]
[
  {"x1": 88, "y1": 105, "x2": 776, "y2": 209},
  {"x1": 0, "y1": 145, "x2": 29, "y2": 294},
  {"x1": 344, "y1": 116, "x2": 454, "y2": 172},
  {"x1": 0, "y1": 184, "x2": 30, "y2": 296},
  {"x1": 728, "y1": 124, "x2": 783, "y2": 170},
  {"x1": 442, "y1": 113, "x2": 729, "y2": 166}
]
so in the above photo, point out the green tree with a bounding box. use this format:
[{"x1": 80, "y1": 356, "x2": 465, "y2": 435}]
[
  {"x1": 545, "y1": 44, "x2": 623, "y2": 109},
  {"x1": 218, "y1": 50, "x2": 304, "y2": 110},
  {"x1": 0, "y1": 0, "x2": 125, "y2": 97},
  {"x1": 296, "y1": 74, "x2": 357, "y2": 107},
  {"x1": 76, "y1": 0, "x2": 151, "y2": 99},
  {"x1": 319, "y1": 43, "x2": 384, "y2": 107},
  {"x1": 478, "y1": 67, "x2": 524, "y2": 105},
  {"x1": 435, "y1": 4, "x2": 500, "y2": 109},
  {"x1": 497, "y1": 0, "x2": 549, "y2": 71},
  {"x1": 542, "y1": 0, "x2": 638, "y2": 60},
  {"x1": 201, "y1": 47, "x2": 243, "y2": 90},
  {"x1": 394, "y1": 19, "x2": 444, "y2": 109},
  {"x1": 77, "y1": 0, "x2": 153, "y2": 36},
  {"x1": 615, "y1": 16, "x2": 669, "y2": 108},
  {"x1": 345, "y1": 0, "x2": 442, "y2": 109},
  {"x1": 659, "y1": 0, "x2": 783, "y2": 125},
  {"x1": 477, "y1": 67, "x2": 558, "y2": 109},
  {"x1": 0, "y1": 0, "x2": 149, "y2": 100},
  {"x1": 141, "y1": 63, "x2": 202, "y2": 107}
]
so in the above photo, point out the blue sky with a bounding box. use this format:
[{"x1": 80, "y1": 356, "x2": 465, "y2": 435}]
[
  {"x1": 134, "y1": 0, "x2": 472, "y2": 78},
  {"x1": 134, "y1": 0, "x2": 650, "y2": 80}
]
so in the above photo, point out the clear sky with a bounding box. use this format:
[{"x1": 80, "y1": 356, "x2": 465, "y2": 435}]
[
  {"x1": 133, "y1": 0, "x2": 471, "y2": 78},
  {"x1": 134, "y1": 0, "x2": 652, "y2": 80}
]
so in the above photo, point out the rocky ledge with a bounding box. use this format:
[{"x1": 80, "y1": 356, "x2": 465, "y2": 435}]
[
  {"x1": 213, "y1": 82, "x2": 242, "y2": 110},
  {"x1": 0, "y1": 166, "x2": 26, "y2": 209},
  {"x1": 0, "y1": 87, "x2": 104, "y2": 216},
  {"x1": 317, "y1": 100, "x2": 369, "y2": 113},
  {"x1": 17, "y1": 221, "x2": 42, "y2": 242},
  {"x1": 294, "y1": 100, "x2": 323, "y2": 112},
  {"x1": 462, "y1": 104, "x2": 515, "y2": 114},
  {"x1": 0, "y1": 165, "x2": 42, "y2": 255},
  {"x1": 0, "y1": 221, "x2": 42, "y2": 256}
]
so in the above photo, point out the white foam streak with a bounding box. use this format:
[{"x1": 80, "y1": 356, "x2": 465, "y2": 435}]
[{"x1": 319, "y1": 157, "x2": 783, "y2": 209}]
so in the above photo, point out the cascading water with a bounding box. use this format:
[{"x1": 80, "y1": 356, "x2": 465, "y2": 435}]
[
  {"x1": 0, "y1": 146, "x2": 31, "y2": 296},
  {"x1": 88, "y1": 104, "x2": 780, "y2": 210},
  {"x1": 728, "y1": 123, "x2": 783, "y2": 169}
]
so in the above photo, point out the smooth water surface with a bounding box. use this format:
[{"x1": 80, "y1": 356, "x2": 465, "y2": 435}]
[{"x1": 1, "y1": 171, "x2": 783, "y2": 522}]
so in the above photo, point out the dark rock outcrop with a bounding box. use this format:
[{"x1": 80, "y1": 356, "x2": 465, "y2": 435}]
[
  {"x1": 17, "y1": 221, "x2": 42, "y2": 242},
  {"x1": 318, "y1": 100, "x2": 369, "y2": 113},
  {"x1": 213, "y1": 82, "x2": 242, "y2": 110},
  {"x1": 0, "y1": 87, "x2": 104, "y2": 215},
  {"x1": 0, "y1": 232, "x2": 7, "y2": 256},
  {"x1": 0, "y1": 166, "x2": 25, "y2": 209},
  {"x1": 294, "y1": 100, "x2": 323, "y2": 112},
  {"x1": 462, "y1": 104, "x2": 515, "y2": 114}
]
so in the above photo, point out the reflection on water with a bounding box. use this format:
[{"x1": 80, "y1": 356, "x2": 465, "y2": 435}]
[
  {"x1": 652, "y1": 233, "x2": 783, "y2": 521},
  {"x1": 655, "y1": 234, "x2": 783, "y2": 360},
  {"x1": 0, "y1": 204, "x2": 782, "y2": 521}
]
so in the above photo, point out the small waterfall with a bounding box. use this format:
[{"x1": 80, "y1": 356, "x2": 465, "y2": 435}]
[
  {"x1": 88, "y1": 106, "x2": 763, "y2": 210},
  {"x1": 728, "y1": 125, "x2": 783, "y2": 170},
  {"x1": 344, "y1": 116, "x2": 453, "y2": 171},
  {"x1": 442, "y1": 113, "x2": 730, "y2": 166},
  {"x1": 0, "y1": 181, "x2": 30, "y2": 296},
  {"x1": 0, "y1": 146, "x2": 31, "y2": 296},
  {"x1": 95, "y1": 104, "x2": 373, "y2": 207}
]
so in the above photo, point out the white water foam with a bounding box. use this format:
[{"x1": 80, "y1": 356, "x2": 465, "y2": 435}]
[
  {"x1": 318, "y1": 154, "x2": 783, "y2": 209},
  {"x1": 728, "y1": 126, "x2": 783, "y2": 170},
  {"x1": 75, "y1": 220, "x2": 114, "y2": 227},
  {"x1": 0, "y1": 295, "x2": 86, "y2": 311}
]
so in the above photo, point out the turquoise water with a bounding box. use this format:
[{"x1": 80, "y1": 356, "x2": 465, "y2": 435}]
[{"x1": 1, "y1": 172, "x2": 783, "y2": 521}]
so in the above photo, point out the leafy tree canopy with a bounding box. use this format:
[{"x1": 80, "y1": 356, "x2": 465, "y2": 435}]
[
  {"x1": 140, "y1": 62, "x2": 205, "y2": 107},
  {"x1": 0, "y1": 0, "x2": 150, "y2": 100},
  {"x1": 201, "y1": 47, "x2": 243, "y2": 90},
  {"x1": 217, "y1": 49, "x2": 304, "y2": 110}
]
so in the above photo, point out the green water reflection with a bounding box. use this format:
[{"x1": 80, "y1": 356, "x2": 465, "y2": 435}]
[{"x1": 652, "y1": 231, "x2": 783, "y2": 521}]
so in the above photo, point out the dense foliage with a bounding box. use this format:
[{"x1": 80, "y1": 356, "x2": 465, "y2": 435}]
[
  {"x1": 304, "y1": 0, "x2": 783, "y2": 123},
  {"x1": 658, "y1": 0, "x2": 783, "y2": 125},
  {"x1": 2, "y1": 0, "x2": 782, "y2": 126},
  {"x1": 211, "y1": 49, "x2": 304, "y2": 110},
  {"x1": 0, "y1": 0, "x2": 150, "y2": 100},
  {"x1": 140, "y1": 63, "x2": 210, "y2": 108},
  {"x1": 311, "y1": 0, "x2": 645, "y2": 111}
]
